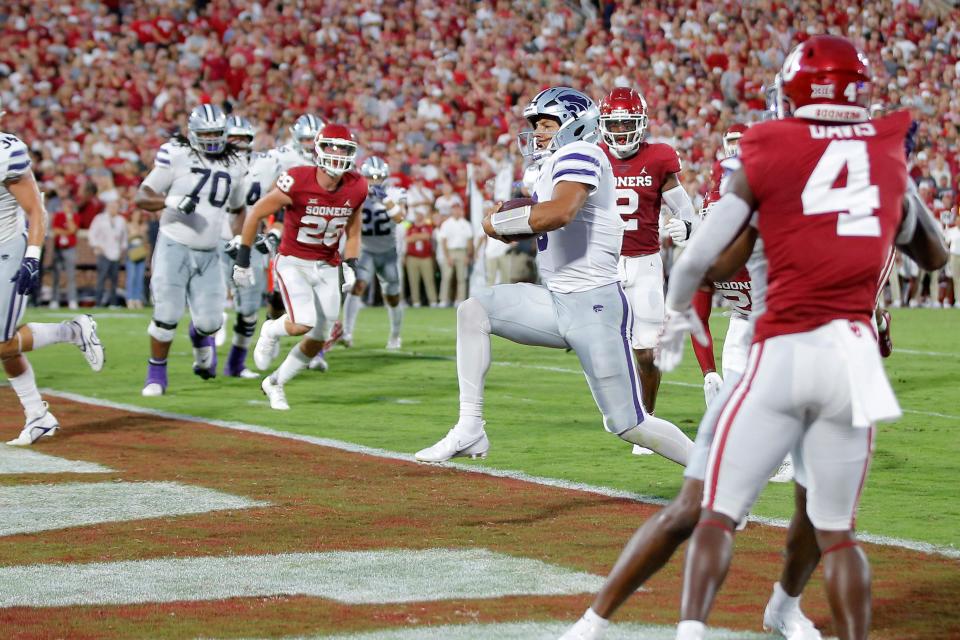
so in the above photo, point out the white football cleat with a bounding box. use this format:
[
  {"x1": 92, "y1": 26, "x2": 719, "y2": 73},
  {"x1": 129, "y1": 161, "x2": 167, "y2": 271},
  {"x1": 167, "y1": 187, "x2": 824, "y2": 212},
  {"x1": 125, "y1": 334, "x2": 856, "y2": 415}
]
[
  {"x1": 141, "y1": 383, "x2": 165, "y2": 397},
  {"x1": 261, "y1": 376, "x2": 289, "y2": 411},
  {"x1": 7, "y1": 403, "x2": 59, "y2": 446},
  {"x1": 559, "y1": 614, "x2": 609, "y2": 640},
  {"x1": 632, "y1": 445, "x2": 653, "y2": 455},
  {"x1": 70, "y1": 314, "x2": 105, "y2": 372},
  {"x1": 308, "y1": 353, "x2": 328, "y2": 372},
  {"x1": 385, "y1": 336, "x2": 402, "y2": 350},
  {"x1": 340, "y1": 333, "x2": 353, "y2": 348},
  {"x1": 415, "y1": 427, "x2": 489, "y2": 463},
  {"x1": 770, "y1": 455, "x2": 795, "y2": 483},
  {"x1": 763, "y1": 599, "x2": 821, "y2": 639},
  {"x1": 253, "y1": 323, "x2": 281, "y2": 370},
  {"x1": 703, "y1": 371, "x2": 723, "y2": 406},
  {"x1": 237, "y1": 368, "x2": 260, "y2": 379}
]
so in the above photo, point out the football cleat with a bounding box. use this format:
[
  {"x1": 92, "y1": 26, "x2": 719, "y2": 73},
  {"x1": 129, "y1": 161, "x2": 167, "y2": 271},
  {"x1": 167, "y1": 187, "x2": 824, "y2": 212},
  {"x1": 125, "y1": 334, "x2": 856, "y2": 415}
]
[
  {"x1": 7, "y1": 403, "x2": 59, "y2": 446},
  {"x1": 261, "y1": 376, "x2": 289, "y2": 411},
  {"x1": 877, "y1": 310, "x2": 893, "y2": 358},
  {"x1": 142, "y1": 361, "x2": 168, "y2": 397},
  {"x1": 559, "y1": 614, "x2": 609, "y2": 640},
  {"x1": 415, "y1": 427, "x2": 489, "y2": 463},
  {"x1": 703, "y1": 371, "x2": 723, "y2": 406},
  {"x1": 253, "y1": 322, "x2": 281, "y2": 370},
  {"x1": 763, "y1": 595, "x2": 822, "y2": 639},
  {"x1": 385, "y1": 336, "x2": 402, "y2": 350},
  {"x1": 70, "y1": 314, "x2": 104, "y2": 372},
  {"x1": 308, "y1": 352, "x2": 328, "y2": 372},
  {"x1": 224, "y1": 346, "x2": 258, "y2": 378},
  {"x1": 632, "y1": 445, "x2": 653, "y2": 455},
  {"x1": 770, "y1": 455, "x2": 795, "y2": 484},
  {"x1": 192, "y1": 345, "x2": 217, "y2": 380},
  {"x1": 340, "y1": 333, "x2": 354, "y2": 348}
]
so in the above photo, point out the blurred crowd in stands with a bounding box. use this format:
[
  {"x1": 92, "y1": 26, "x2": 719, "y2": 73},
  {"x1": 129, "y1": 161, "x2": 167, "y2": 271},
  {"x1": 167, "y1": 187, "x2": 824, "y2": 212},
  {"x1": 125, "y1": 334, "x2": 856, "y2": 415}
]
[{"x1": 0, "y1": 0, "x2": 957, "y2": 307}]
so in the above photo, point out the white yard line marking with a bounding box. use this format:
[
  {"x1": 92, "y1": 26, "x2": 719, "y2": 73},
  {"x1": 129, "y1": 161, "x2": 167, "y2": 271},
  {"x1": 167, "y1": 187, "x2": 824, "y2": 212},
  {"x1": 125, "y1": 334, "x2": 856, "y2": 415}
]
[
  {"x1": 0, "y1": 549, "x2": 602, "y2": 608},
  {"x1": 897, "y1": 348, "x2": 959, "y2": 358},
  {"x1": 0, "y1": 448, "x2": 113, "y2": 474},
  {"x1": 256, "y1": 621, "x2": 773, "y2": 640},
  {"x1": 0, "y1": 481, "x2": 269, "y2": 537},
  {"x1": 41, "y1": 390, "x2": 960, "y2": 560},
  {"x1": 903, "y1": 409, "x2": 960, "y2": 420}
]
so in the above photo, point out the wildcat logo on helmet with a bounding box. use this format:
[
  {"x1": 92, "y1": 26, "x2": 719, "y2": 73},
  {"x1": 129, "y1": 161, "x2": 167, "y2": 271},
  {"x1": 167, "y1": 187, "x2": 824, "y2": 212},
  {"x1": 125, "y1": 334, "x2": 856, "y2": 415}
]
[{"x1": 557, "y1": 92, "x2": 590, "y2": 115}]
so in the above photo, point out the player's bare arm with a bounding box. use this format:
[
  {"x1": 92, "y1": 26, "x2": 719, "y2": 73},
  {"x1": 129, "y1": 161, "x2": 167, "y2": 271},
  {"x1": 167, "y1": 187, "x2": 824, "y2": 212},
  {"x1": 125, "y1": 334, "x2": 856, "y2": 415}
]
[
  {"x1": 240, "y1": 187, "x2": 291, "y2": 249},
  {"x1": 484, "y1": 181, "x2": 588, "y2": 239},
  {"x1": 343, "y1": 204, "x2": 362, "y2": 262},
  {"x1": 7, "y1": 171, "x2": 47, "y2": 248},
  {"x1": 133, "y1": 184, "x2": 166, "y2": 212},
  {"x1": 706, "y1": 226, "x2": 758, "y2": 283}
]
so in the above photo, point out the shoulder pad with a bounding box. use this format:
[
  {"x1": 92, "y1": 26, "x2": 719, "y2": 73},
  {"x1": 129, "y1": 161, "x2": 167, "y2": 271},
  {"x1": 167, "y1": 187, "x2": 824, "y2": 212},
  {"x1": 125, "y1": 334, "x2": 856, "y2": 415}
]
[{"x1": 0, "y1": 133, "x2": 31, "y2": 179}]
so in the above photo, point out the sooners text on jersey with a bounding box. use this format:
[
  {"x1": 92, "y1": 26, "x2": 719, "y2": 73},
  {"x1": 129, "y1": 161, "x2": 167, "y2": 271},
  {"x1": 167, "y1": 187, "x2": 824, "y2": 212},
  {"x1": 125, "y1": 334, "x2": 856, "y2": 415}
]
[
  {"x1": 602, "y1": 141, "x2": 681, "y2": 257},
  {"x1": 740, "y1": 110, "x2": 912, "y2": 342},
  {"x1": 702, "y1": 163, "x2": 753, "y2": 319},
  {"x1": 276, "y1": 166, "x2": 367, "y2": 265}
]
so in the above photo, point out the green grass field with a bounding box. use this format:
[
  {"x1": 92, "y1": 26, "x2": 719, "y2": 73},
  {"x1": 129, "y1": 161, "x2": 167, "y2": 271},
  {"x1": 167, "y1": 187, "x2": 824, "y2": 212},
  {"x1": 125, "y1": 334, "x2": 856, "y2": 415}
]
[{"x1": 17, "y1": 305, "x2": 960, "y2": 548}]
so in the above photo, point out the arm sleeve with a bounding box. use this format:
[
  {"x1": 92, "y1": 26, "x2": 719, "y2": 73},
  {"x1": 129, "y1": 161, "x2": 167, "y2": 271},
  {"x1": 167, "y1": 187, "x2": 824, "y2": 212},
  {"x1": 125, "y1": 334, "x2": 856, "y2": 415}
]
[
  {"x1": 662, "y1": 184, "x2": 697, "y2": 224},
  {"x1": 550, "y1": 145, "x2": 603, "y2": 193},
  {"x1": 665, "y1": 192, "x2": 753, "y2": 311}
]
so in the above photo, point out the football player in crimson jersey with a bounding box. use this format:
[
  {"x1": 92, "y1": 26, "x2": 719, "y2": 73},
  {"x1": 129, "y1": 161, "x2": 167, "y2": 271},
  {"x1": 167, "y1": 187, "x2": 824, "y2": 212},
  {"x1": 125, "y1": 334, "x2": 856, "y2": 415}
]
[
  {"x1": 655, "y1": 36, "x2": 948, "y2": 640},
  {"x1": 598, "y1": 88, "x2": 698, "y2": 419},
  {"x1": 233, "y1": 124, "x2": 367, "y2": 410}
]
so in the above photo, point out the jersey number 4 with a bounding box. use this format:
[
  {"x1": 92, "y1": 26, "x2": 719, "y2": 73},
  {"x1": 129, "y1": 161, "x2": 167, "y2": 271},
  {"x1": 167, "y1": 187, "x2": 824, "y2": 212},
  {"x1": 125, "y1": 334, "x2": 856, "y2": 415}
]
[{"x1": 801, "y1": 140, "x2": 880, "y2": 237}]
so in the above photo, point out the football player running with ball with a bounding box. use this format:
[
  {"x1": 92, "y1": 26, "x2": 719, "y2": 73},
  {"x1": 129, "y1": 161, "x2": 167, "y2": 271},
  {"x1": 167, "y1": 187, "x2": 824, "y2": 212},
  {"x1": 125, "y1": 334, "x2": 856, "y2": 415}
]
[
  {"x1": 0, "y1": 114, "x2": 104, "y2": 445},
  {"x1": 341, "y1": 156, "x2": 407, "y2": 350},
  {"x1": 233, "y1": 124, "x2": 366, "y2": 411},
  {"x1": 135, "y1": 104, "x2": 247, "y2": 396},
  {"x1": 415, "y1": 87, "x2": 693, "y2": 465}
]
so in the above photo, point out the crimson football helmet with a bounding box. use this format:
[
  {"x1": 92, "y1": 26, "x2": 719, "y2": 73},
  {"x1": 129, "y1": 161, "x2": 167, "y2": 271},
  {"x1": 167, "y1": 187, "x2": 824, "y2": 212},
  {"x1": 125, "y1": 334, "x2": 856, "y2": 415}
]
[
  {"x1": 778, "y1": 35, "x2": 871, "y2": 122},
  {"x1": 722, "y1": 123, "x2": 748, "y2": 158},
  {"x1": 314, "y1": 124, "x2": 358, "y2": 177},
  {"x1": 599, "y1": 87, "x2": 648, "y2": 159}
]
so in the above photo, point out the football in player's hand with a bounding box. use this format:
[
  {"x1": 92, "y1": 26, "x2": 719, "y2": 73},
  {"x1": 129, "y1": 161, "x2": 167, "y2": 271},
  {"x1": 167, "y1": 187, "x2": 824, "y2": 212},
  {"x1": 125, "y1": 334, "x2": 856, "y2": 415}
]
[{"x1": 491, "y1": 198, "x2": 538, "y2": 241}]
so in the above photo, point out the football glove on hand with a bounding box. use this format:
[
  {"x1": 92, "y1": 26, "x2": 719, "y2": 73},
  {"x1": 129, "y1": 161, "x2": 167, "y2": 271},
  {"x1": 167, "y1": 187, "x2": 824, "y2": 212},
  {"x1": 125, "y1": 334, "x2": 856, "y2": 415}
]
[
  {"x1": 655, "y1": 305, "x2": 709, "y2": 373},
  {"x1": 11, "y1": 256, "x2": 40, "y2": 295},
  {"x1": 164, "y1": 194, "x2": 199, "y2": 215},
  {"x1": 255, "y1": 229, "x2": 281, "y2": 255},
  {"x1": 232, "y1": 264, "x2": 255, "y2": 288},
  {"x1": 664, "y1": 218, "x2": 692, "y2": 245},
  {"x1": 224, "y1": 235, "x2": 242, "y2": 259},
  {"x1": 344, "y1": 257, "x2": 359, "y2": 272},
  {"x1": 370, "y1": 184, "x2": 388, "y2": 201}
]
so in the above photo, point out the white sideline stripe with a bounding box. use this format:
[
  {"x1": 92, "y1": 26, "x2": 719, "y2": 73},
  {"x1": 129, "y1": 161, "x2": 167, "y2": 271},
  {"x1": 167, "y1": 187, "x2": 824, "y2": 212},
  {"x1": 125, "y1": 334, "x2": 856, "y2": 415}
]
[
  {"x1": 903, "y1": 409, "x2": 960, "y2": 420},
  {"x1": 0, "y1": 481, "x2": 269, "y2": 537},
  {"x1": 40, "y1": 390, "x2": 960, "y2": 560},
  {"x1": 246, "y1": 621, "x2": 772, "y2": 640},
  {"x1": 0, "y1": 549, "x2": 603, "y2": 608},
  {"x1": 897, "y1": 348, "x2": 958, "y2": 357},
  {"x1": 0, "y1": 448, "x2": 113, "y2": 474}
]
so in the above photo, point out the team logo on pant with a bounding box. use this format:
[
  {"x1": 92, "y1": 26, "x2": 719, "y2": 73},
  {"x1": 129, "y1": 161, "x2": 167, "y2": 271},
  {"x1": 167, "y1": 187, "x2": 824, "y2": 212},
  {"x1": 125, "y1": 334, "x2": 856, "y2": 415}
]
[{"x1": 593, "y1": 305, "x2": 604, "y2": 313}]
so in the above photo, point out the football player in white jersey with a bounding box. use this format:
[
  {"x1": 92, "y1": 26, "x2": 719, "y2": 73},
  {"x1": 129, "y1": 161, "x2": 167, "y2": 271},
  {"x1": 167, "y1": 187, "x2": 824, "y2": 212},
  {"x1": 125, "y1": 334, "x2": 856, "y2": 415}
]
[
  {"x1": 415, "y1": 87, "x2": 693, "y2": 465},
  {"x1": 341, "y1": 156, "x2": 407, "y2": 350},
  {"x1": 134, "y1": 104, "x2": 247, "y2": 396},
  {"x1": 0, "y1": 117, "x2": 104, "y2": 445},
  {"x1": 218, "y1": 115, "x2": 263, "y2": 378}
]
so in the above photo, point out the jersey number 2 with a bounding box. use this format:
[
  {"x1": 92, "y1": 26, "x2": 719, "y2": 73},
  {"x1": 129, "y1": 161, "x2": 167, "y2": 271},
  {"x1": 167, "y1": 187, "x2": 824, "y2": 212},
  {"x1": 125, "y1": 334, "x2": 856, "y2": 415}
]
[
  {"x1": 297, "y1": 215, "x2": 347, "y2": 246},
  {"x1": 801, "y1": 140, "x2": 880, "y2": 237},
  {"x1": 615, "y1": 189, "x2": 640, "y2": 231}
]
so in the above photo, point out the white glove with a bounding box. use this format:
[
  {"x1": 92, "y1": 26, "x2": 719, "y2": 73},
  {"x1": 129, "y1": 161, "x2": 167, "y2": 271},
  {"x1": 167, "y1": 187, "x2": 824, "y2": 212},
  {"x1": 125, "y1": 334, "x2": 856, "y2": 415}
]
[
  {"x1": 703, "y1": 371, "x2": 723, "y2": 406},
  {"x1": 655, "y1": 305, "x2": 709, "y2": 373},
  {"x1": 664, "y1": 218, "x2": 691, "y2": 245},
  {"x1": 232, "y1": 264, "x2": 255, "y2": 288}
]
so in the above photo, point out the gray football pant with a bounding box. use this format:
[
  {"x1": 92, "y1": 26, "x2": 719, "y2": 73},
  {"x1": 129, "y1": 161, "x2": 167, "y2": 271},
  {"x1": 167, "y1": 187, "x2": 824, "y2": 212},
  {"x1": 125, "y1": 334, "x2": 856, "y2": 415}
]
[
  {"x1": 0, "y1": 234, "x2": 27, "y2": 342},
  {"x1": 218, "y1": 241, "x2": 267, "y2": 317},
  {"x1": 355, "y1": 248, "x2": 401, "y2": 296},
  {"x1": 150, "y1": 233, "x2": 225, "y2": 335},
  {"x1": 468, "y1": 282, "x2": 645, "y2": 435}
]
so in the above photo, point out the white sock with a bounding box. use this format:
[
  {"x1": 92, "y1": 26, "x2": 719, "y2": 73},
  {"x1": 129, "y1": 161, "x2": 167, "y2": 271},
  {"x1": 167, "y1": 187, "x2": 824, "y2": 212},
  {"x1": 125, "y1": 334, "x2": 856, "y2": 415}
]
[
  {"x1": 264, "y1": 316, "x2": 291, "y2": 339},
  {"x1": 274, "y1": 343, "x2": 311, "y2": 386},
  {"x1": 387, "y1": 303, "x2": 404, "y2": 339},
  {"x1": 455, "y1": 299, "x2": 490, "y2": 436},
  {"x1": 619, "y1": 414, "x2": 694, "y2": 466},
  {"x1": 676, "y1": 620, "x2": 706, "y2": 640},
  {"x1": 343, "y1": 293, "x2": 362, "y2": 336},
  {"x1": 26, "y1": 322, "x2": 76, "y2": 350},
  {"x1": 8, "y1": 361, "x2": 45, "y2": 417},
  {"x1": 768, "y1": 582, "x2": 800, "y2": 611}
]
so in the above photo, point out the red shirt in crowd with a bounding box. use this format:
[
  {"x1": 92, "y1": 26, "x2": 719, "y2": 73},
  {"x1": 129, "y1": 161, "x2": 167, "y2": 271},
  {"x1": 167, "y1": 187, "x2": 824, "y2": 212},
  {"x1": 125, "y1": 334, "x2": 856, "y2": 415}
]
[
  {"x1": 405, "y1": 223, "x2": 434, "y2": 258},
  {"x1": 52, "y1": 210, "x2": 80, "y2": 249}
]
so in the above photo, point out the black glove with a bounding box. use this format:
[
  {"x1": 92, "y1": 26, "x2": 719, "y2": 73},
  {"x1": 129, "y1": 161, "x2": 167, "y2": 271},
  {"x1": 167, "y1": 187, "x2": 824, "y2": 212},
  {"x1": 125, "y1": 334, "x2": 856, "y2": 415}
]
[
  {"x1": 255, "y1": 229, "x2": 281, "y2": 254},
  {"x1": 11, "y1": 256, "x2": 40, "y2": 295},
  {"x1": 344, "y1": 257, "x2": 359, "y2": 271},
  {"x1": 224, "y1": 235, "x2": 241, "y2": 259},
  {"x1": 177, "y1": 195, "x2": 199, "y2": 215}
]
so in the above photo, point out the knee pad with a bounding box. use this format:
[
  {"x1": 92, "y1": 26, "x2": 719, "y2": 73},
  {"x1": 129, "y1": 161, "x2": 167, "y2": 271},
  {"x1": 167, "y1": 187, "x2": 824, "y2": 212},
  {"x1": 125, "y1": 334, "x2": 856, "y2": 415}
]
[
  {"x1": 148, "y1": 319, "x2": 178, "y2": 343},
  {"x1": 234, "y1": 313, "x2": 258, "y2": 338},
  {"x1": 456, "y1": 297, "x2": 491, "y2": 334},
  {"x1": 192, "y1": 318, "x2": 221, "y2": 337}
]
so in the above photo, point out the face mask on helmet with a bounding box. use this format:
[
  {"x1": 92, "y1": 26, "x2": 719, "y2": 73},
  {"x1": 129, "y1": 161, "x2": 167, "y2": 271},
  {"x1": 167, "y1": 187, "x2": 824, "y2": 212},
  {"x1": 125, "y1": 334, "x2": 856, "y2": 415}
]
[
  {"x1": 517, "y1": 116, "x2": 561, "y2": 162},
  {"x1": 360, "y1": 157, "x2": 390, "y2": 183},
  {"x1": 187, "y1": 105, "x2": 228, "y2": 155},
  {"x1": 599, "y1": 114, "x2": 647, "y2": 158},
  {"x1": 189, "y1": 128, "x2": 227, "y2": 154},
  {"x1": 315, "y1": 129, "x2": 358, "y2": 177}
]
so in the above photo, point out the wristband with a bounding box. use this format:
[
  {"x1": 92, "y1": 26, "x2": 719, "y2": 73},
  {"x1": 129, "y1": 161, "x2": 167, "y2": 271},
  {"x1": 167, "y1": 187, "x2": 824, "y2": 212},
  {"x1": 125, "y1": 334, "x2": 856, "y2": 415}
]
[
  {"x1": 491, "y1": 205, "x2": 533, "y2": 236},
  {"x1": 25, "y1": 245, "x2": 41, "y2": 260},
  {"x1": 236, "y1": 245, "x2": 252, "y2": 268},
  {"x1": 164, "y1": 194, "x2": 180, "y2": 209}
]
